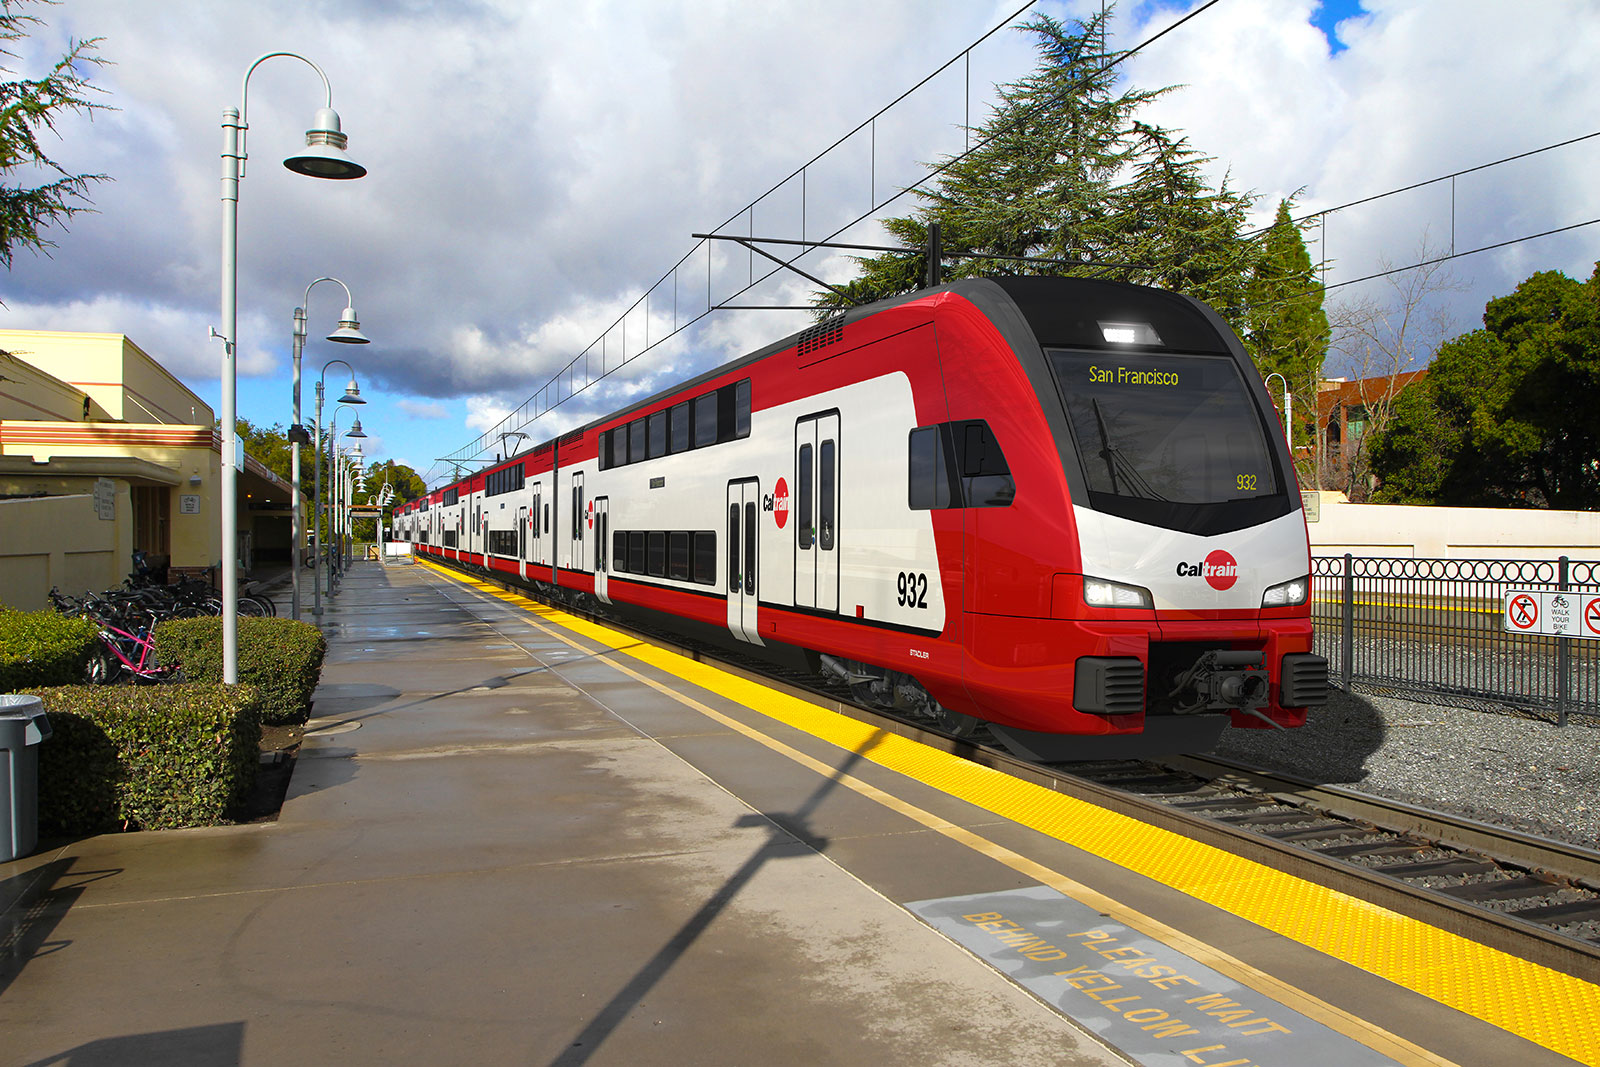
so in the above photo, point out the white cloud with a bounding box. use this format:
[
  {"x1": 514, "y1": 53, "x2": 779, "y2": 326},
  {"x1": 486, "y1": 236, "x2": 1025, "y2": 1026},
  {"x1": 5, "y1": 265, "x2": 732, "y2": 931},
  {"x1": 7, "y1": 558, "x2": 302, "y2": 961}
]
[
  {"x1": 0, "y1": 295, "x2": 276, "y2": 379},
  {"x1": 463, "y1": 394, "x2": 513, "y2": 434},
  {"x1": 6, "y1": 0, "x2": 1598, "y2": 480},
  {"x1": 395, "y1": 398, "x2": 448, "y2": 419},
  {"x1": 1122, "y1": 0, "x2": 1600, "y2": 332}
]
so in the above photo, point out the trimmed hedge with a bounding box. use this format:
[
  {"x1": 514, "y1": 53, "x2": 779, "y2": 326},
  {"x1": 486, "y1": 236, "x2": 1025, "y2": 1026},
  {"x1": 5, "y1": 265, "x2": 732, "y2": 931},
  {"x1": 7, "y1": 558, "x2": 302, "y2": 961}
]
[
  {"x1": 0, "y1": 607, "x2": 99, "y2": 692},
  {"x1": 30, "y1": 684, "x2": 262, "y2": 835},
  {"x1": 153, "y1": 616, "x2": 327, "y2": 725}
]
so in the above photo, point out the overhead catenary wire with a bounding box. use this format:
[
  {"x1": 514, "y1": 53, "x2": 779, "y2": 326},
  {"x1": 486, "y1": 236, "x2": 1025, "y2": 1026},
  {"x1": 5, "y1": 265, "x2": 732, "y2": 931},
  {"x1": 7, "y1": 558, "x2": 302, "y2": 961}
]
[{"x1": 431, "y1": 0, "x2": 1227, "y2": 483}]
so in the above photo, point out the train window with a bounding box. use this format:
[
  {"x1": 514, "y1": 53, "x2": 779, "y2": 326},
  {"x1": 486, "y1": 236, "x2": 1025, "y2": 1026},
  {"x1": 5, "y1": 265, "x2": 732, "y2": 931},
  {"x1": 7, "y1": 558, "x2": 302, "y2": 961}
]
[
  {"x1": 647, "y1": 531, "x2": 666, "y2": 577},
  {"x1": 443, "y1": 531, "x2": 457, "y2": 548},
  {"x1": 908, "y1": 427, "x2": 952, "y2": 510},
  {"x1": 598, "y1": 430, "x2": 610, "y2": 470},
  {"x1": 648, "y1": 410, "x2": 667, "y2": 458},
  {"x1": 744, "y1": 502, "x2": 757, "y2": 595},
  {"x1": 797, "y1": 443, "x2": 814, "y2": 549},
  {"x1": 694, "y1": 393, "x2": 717, "y2": 448},
  {"x1": 819, "y1": 440, "x2": 835, "y2": 550},
  {"x1": 614, "y1": 530, "x2": 629, "y2": 573},
  {"x1": 953, "y1": 420, "x2": 1015, "y2": 508},
  {"x1": 694, "y1": 531, "x2": 717, "y2": 586},
  {"x1": 443, "y1": 488, "x2": 459, "y2": 506},
  {"x1": 670, "y1": 401, "x2": 690, "y2": 453},
  {"x1": 735, "y1": 379, "x2": 751, "y2": 438},
  {"x1": 630, "y1": 531, "x2": 645, "y2": 573},
  {"x1": 629, "y1": 418, "x2": 647, "y2": 464},
  {"x1": 544, "y1": 502, "x2": 549, "y2": 534},
  {"x1": 716, "y1": 386, "x2": 737, "y2": 443},
  {"x1": 669, "y1": 531, "x2": 690, "y2": 581},
  {"x1": 1049, "y1": 349, "x2": 1279, "y2": 510},
  {"x1": 728, "y1": 504, "x2": 740, "y2": 591}
]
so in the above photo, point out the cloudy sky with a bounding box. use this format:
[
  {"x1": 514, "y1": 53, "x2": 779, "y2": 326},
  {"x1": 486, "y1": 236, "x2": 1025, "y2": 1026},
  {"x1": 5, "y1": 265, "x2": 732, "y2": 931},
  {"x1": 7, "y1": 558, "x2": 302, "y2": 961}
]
[{"x1": 5, "y1": 0, "x2": 1597, "y2": 487}]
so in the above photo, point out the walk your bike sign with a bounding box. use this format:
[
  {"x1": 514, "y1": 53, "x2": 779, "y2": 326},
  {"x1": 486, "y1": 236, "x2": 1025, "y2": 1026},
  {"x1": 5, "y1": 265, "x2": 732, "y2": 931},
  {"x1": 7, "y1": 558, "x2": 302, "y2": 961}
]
[{"x1": 1504, "y1": 589, "x2": 1600, "y2": 639}]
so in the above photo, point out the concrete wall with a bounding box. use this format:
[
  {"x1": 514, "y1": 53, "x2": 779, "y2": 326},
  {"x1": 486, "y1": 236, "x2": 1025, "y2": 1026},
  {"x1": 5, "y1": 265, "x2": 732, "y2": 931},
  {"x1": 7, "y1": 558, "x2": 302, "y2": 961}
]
[
  {"x1": 0, "y1": 331, "x2": 213, "y2": 426},
  {"x1": 1305, "y1": 491, "x2": 1600, "y2": 561},
  {"x1": 0, "y1": 491, "x2": 133, "y2": 610}
]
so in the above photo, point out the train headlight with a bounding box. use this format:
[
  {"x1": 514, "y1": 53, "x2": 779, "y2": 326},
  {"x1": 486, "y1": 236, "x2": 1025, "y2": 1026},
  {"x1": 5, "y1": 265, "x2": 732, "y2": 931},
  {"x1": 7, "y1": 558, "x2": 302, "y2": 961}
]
[
  {"x1": 1084, "y1": 576, "x2": 1154, "y2": 609},
  {"x1": 1261, "y1": 576, "x2": 1310, "y2": 607},
  {"x1": 1098, "y1": 321, "x2": 1162, "y2": 346}
]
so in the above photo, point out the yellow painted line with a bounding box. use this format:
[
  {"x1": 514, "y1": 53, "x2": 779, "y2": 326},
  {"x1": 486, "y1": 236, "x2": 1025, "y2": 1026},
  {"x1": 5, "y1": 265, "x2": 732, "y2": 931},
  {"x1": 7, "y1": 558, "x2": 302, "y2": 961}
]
[
  {"x1": 1311, "y1": 596, "x2": 1498, "y2": 616},
  {"x1": 418, "y1": 559, "x2": 1600, "y2": 1065}
]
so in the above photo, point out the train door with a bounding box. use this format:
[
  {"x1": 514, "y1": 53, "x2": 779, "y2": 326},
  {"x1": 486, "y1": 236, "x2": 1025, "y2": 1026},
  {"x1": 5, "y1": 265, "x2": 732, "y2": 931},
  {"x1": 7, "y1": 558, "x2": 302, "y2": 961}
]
[
  {"x1": 726, "y1": 479, "x2": 762, "y2": 644},
  {"x1": 593, "y1": 496, "x2": 610, "y2": 603},
  {"x1": 570, "y1": 471, "x2": 586, "y2": 573},
  {"x1": 531, "y1": 485, "x2": 543, "y2": 569},
  {"x1": 517, "y1": 505, "x2": 529, "y2": 580},
  {"x1": 794, "y1": 412, "x2": 840, "y2": 613}
]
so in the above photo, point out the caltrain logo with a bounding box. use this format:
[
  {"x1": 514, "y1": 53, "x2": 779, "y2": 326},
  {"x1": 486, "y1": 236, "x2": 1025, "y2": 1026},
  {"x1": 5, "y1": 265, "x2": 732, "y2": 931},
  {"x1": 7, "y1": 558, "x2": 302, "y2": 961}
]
[
  {"x1": 1176, "y1": 549, "x2": 1240, "y2": 590},
  {"x1": 763, "y1": 478, "x2": 790, "y2": 529}
]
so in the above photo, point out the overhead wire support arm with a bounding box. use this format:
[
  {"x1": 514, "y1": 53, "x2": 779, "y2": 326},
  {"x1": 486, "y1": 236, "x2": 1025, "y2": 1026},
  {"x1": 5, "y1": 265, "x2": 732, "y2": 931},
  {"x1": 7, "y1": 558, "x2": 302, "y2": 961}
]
[
  {"x1": 694, "y1": 230, "x2": 1146, "y2": 290},
  {"x1": 693, "y1": 233, "x2": 857, "y2": 305}
]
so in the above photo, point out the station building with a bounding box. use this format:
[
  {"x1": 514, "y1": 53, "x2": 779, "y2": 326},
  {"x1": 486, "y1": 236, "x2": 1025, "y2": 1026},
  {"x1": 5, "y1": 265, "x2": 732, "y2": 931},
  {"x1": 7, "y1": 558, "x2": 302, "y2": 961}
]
[{"x1": 0, "y1": 330, "x2": 295, "y2": 611}]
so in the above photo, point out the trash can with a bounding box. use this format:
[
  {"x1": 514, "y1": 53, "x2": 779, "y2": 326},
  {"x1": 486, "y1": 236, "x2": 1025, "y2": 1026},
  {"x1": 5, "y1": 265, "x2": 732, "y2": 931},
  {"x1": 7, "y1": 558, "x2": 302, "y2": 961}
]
[{"x1": 0, "y1": 694, "x2": 52, "y2": 862}]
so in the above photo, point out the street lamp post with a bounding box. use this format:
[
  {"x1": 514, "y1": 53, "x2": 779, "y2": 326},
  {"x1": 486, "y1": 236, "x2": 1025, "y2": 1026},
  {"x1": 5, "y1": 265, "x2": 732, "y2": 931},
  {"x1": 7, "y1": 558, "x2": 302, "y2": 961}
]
[
  {"x1": 290, "y1": 278, "x2": 368, "y2": 621},
  {"x1": 343, "y1": 438, "x2": 366, "y2": 572},
  {"x1": 312, "y1": 361, "x2": 364, "y2": 615},
  {"x1": 324, "y1": 409, "x2": 365, "y2": 596},
  {"x1": 218, "y1": 52, "x2": 365, "y2": 683}
]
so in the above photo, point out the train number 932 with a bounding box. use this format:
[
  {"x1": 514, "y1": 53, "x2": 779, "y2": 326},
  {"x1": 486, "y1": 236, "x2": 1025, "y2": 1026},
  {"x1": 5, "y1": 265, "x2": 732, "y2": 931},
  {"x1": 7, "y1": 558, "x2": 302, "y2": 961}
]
[{"x1": 897, "y1": 571, "x2": 929, "y2": 609}]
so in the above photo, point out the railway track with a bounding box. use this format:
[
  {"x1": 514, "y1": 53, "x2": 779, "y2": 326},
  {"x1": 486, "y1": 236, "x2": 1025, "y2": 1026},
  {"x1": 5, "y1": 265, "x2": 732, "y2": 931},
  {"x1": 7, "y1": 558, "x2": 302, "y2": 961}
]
[
  {"x1": 435, "y1": 560, "x2": 1600, "y2": 984},
  {"x1": 1062, "y1": 754, "x2": 1600, "y2": 966}
]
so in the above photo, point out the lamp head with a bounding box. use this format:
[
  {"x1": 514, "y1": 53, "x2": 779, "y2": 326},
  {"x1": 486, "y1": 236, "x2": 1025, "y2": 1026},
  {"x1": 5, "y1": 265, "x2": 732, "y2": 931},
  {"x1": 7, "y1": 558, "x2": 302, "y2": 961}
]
[
  {"x1": 283, "y1": 107, "x2": 367, "y2": 180},
  {"x1": 339, "y1": 375, "x2": 365, "y2": 405},
  {"x1": 346, "y1": 417, "x2": 368, "y2": 439},
  {"x1": 327, "y1": 307, "x2": 369, "y2": 344}
]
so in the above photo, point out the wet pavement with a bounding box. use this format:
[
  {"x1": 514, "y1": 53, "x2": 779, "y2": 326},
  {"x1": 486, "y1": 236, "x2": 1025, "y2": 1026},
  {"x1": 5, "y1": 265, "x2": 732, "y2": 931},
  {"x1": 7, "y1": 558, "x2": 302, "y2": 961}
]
[{"x1": 0, "y1": 560, "x2": 1123, "y2": 1066}]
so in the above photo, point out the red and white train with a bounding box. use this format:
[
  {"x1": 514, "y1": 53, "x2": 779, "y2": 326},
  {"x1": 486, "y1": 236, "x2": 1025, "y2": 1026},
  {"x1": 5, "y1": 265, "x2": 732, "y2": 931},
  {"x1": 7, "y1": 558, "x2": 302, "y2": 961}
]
[{"x1": 397, "y1": 277, "x2": 1328, "y2": 759}]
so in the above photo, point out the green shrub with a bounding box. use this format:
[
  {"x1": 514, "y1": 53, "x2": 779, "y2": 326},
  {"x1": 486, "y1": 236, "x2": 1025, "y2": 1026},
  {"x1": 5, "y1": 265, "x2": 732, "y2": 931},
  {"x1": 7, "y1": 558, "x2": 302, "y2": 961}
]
[
  {"x1": 0, "y1": 608, "x2": 99, "y2": 692},
  {"x1": 153, "y1": 616, "x2": 326, "y2": 725},
  {"x1": 30, "y1": 684, "x2": 262, "y2": 835}
]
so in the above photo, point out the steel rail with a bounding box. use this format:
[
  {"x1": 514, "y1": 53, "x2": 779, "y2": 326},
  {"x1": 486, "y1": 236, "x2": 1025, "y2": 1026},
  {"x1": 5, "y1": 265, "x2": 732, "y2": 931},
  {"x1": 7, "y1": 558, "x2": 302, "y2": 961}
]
[{"x1": 1165, "y1": 752, "x2": 1600, "y2": 887}]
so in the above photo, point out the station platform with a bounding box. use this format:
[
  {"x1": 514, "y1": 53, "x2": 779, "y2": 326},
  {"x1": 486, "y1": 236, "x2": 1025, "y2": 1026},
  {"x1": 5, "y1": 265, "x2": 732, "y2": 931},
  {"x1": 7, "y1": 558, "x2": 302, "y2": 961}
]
[{"x1": 2, "y1": 560, "x2": 1597, "y2": 1065}]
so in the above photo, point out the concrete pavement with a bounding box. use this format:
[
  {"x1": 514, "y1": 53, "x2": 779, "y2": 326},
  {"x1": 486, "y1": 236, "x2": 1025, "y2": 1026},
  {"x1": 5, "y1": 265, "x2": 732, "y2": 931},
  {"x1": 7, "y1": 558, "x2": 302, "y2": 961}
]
[{"x1": 0, "y1": 561, "x2": 1123, "y2": 1066}]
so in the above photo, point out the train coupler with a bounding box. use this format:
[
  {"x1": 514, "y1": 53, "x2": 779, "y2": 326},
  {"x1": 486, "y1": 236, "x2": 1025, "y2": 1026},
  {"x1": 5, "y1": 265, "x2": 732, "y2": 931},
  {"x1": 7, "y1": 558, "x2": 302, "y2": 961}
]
[{"x1": 1169, "y1": 649, "x2": 1269, "y2": 715}]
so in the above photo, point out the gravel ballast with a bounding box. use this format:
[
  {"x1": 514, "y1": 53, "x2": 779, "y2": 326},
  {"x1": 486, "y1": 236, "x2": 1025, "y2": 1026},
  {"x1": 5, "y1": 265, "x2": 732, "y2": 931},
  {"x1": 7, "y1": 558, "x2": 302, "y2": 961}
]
[{"x1": 1211, "y1": 689, "x2": 1600, "y2": 852}]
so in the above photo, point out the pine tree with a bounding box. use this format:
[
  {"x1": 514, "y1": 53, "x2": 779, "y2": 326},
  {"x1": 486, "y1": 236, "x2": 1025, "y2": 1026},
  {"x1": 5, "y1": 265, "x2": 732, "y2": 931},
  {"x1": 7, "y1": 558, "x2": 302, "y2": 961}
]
[
  {"x1": 816, "y1": 8, "x2": 1256, "y2": 326},
  {"x1": 1243, "y1": 199, "x2": 1329, "y2": 460},
  {"x1": 1, "y1": 1, "x2": 108, "y2": 269}
]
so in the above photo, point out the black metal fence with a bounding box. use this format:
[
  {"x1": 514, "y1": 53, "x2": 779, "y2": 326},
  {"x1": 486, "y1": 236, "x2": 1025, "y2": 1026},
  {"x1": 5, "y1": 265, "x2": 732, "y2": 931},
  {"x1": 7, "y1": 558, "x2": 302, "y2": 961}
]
[{"x1": 1311, "y1": 555, "x2": 1600, "y2": 725}]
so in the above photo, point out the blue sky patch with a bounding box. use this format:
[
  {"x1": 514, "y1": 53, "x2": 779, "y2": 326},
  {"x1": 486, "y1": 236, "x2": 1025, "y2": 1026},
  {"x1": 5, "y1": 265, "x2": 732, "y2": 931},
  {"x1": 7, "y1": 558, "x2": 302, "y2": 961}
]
[{"x1": 1311, "y1": 0, "x2": 1364, "y2": 54}]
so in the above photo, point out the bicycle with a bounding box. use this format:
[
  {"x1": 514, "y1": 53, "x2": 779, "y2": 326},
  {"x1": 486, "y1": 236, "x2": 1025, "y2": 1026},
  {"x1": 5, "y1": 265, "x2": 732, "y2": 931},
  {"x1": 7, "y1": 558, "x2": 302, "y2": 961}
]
[{"x1": 50, "y1": 587, "x2": 176, "y2": 684}]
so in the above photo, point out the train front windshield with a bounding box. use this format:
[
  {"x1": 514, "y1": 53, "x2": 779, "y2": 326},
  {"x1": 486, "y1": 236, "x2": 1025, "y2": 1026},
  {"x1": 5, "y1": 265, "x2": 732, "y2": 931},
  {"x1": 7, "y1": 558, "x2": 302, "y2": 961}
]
[{"x1": 1049, "y1": 349, "x2": 1285, "y2": 535}]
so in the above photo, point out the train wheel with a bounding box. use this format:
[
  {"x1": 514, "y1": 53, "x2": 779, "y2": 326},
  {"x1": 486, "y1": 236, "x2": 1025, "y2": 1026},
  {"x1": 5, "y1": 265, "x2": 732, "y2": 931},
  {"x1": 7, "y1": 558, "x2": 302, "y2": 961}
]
[{"x1": 933, "y1": 703, "x2": 984, "y2": 739}]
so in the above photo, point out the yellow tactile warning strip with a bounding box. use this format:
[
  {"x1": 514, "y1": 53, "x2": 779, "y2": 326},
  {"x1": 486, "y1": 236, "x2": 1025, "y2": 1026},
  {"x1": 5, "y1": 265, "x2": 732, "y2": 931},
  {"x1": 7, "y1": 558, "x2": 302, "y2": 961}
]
[{"x1": 419, "y1": 561, "x2": 1600, "y2": 1065}]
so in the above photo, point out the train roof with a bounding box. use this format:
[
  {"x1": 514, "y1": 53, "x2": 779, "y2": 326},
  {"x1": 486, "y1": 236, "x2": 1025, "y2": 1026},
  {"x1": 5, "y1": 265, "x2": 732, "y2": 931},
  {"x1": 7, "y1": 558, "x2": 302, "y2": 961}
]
[{"x1": 478, "y1": 275, "x2": 1230, "y2": 472}]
